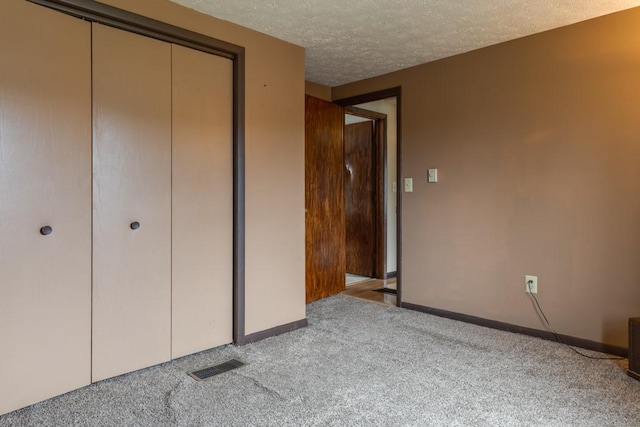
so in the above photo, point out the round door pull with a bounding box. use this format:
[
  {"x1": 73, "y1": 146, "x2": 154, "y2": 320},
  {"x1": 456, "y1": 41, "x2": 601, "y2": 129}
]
[
  {"x1": 130, "y1": 221, "x2": 140, "y2": 230},
  {"x1": 40, "y1": 225, "x2": 53, "y2": 236}
]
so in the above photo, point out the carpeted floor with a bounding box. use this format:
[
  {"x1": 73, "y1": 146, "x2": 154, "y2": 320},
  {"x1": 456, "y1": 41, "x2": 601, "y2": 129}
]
[{"x1": 1, "y1": 295, "x2": 639, "y2": 426}]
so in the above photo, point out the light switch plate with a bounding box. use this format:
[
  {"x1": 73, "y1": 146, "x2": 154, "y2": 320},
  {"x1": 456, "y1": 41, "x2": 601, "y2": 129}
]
[
  {"x1": 428, "y1": 169, "x2": 438, "y2": 183},
  {"x1": 404, "y1": 178, "x2": 413, "y2": 192}
]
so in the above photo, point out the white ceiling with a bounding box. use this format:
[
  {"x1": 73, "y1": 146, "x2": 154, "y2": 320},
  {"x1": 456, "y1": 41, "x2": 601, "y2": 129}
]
[{"x1": 169, "y1": 0, "x2": 640, "y2": 87}]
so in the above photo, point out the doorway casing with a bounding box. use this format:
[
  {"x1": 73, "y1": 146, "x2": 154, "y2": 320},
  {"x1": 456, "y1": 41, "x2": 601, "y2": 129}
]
[{"x1": 335, "y1": 87, "x2": 402, "y2": 306}]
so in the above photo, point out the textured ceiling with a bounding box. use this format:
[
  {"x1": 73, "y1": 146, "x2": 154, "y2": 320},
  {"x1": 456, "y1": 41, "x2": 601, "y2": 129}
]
[{"x1": 169, "y1": 0, "x2": 640, "y2": 86}]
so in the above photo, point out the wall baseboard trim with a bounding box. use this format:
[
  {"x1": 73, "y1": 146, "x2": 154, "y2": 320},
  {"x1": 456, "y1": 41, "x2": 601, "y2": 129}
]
[
  {"x1": 401, "y1": 302, "x2": 628, "y2": 358},
  {"x1": 385, "y1": 271, "x2": 397, "y2": 279},
  {"x1": 242, "y1": 318, "x2": 308, "y2": 345}
]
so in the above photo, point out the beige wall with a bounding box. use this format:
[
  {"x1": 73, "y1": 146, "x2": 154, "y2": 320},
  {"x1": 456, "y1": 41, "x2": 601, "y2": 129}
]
[
  {"x1": 102, "y1": 0, "x2": 306, "y2": 335},
  {"x1": 305, "y1": 81, "x2": 332, "y2": 101},
  {"x1": 333, "y1": 7, "x2": 640, "y2": 347}
]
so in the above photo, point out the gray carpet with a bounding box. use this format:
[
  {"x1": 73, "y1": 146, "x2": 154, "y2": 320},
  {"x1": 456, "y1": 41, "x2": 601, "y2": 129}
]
[{"x1": 1, "y1": 295, "x2": 639, "y2": 426}]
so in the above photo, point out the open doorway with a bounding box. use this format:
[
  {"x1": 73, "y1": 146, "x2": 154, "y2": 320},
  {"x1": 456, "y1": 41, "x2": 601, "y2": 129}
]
[
  {"x1": 336, "y1": 88, "x2": 401, "y2": 305},
  {"x1": 344, "y1": 108, "x2": 386, "y2": 280}
]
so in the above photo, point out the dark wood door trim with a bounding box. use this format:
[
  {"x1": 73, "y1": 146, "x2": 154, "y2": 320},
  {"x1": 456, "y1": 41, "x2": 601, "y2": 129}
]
[
  {"x1": 373, "y1": 117, "x2": 387, "y2": 279},
  {"x1": 345, "y1": 105, "x2": 387, "y2": 121},
  {"x1": 335, "y1": 87, "x2": 402, "y2": 305},
  {"x1": 28, "y1": 0, "x2": 239, "y2": 58},
  {"x1": 28, "y1": 0, "x2": 248, "y2": 345}
]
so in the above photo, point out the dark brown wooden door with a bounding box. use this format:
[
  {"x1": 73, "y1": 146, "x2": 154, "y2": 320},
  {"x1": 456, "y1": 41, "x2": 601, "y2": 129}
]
[
  {"x1": 305, "y1": 95, "x2": 346, "y2": 303},
  {"x1": 345, "y1": 121, "x2": 375, "y2": 277}
]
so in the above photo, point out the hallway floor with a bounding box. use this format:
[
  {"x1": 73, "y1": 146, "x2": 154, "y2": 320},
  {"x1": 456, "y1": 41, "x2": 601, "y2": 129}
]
[{"x1": 342, "y1": 277, "x2": 397, "y2": 307}]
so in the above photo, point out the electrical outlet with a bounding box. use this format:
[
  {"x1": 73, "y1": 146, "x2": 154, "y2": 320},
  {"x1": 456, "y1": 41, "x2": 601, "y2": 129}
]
[{"x1": 525, "y1": 275, "x2": 538, "y2": 294}]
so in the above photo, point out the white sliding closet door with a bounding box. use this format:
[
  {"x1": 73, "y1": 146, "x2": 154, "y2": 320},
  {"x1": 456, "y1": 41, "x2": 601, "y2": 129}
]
[
  {"x1": 0, "y1": 0, "x2": 91, "y2": 415},
  {"x1": 171, "y1": 45, "x2": 233, "y2": 358},
  {"x1": 92, "y1": 23, "x2": 172, "y2": 382}
]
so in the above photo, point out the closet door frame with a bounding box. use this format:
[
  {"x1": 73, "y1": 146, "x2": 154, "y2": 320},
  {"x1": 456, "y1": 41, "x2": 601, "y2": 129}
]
[{"x1": 29, "y1": 0, "x2": 248, "y2": 345}]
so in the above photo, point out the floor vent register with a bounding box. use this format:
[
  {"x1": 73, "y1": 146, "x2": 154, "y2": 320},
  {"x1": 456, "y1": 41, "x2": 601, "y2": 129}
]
[{"x1": 188, "y1": 359, "x2": 245, "y2": 381}]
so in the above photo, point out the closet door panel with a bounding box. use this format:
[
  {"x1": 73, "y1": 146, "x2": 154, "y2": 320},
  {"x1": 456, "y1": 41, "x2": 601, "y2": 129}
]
[
  {"x1": 0, "y1": 0, "x2": 91, "y2": 415},
  {"x1": 92, "y1": 24, "x2": 172, "y2": 381},
  {"x1": 172, "y1": 45, "x2": 233, "y2": 358}
]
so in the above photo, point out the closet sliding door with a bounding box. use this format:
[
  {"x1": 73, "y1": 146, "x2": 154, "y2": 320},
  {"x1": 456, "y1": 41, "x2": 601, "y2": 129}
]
[
  {"x1": 92, "y1": 23, "x2": 172, "y2": 381},
  {"x1": 0, "y1": 0, "x2": 91, "y2": 415},
  {"x1": 0, "y1": 0, "x2": 236, "y2": 414},
  {"x1": 171, "y1": 45, "x2": 233, "y2": 358}
]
